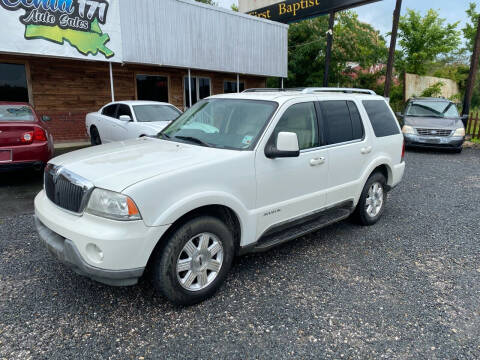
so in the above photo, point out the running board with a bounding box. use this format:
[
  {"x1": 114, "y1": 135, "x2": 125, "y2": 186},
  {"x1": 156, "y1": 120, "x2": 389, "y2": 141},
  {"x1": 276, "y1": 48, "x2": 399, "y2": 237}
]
[{"x1": 246, "y1": 201, "x2": 354, "y2": 254}]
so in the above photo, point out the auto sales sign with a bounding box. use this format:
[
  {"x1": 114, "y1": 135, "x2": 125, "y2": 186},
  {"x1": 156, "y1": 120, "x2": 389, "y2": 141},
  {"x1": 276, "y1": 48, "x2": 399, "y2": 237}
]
[{"x1": 0, "y1": 0, "x2": 122, "y2": 61}]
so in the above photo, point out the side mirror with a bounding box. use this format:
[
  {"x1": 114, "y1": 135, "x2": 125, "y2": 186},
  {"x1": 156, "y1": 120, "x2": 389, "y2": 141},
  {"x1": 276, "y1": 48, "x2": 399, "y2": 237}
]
[
  {"x1": 396, "y1": 112, "x2": 404, "y2": 118},
  {"x1": 41, "y1": 115, "x2": 51, "y2": 122},
  {"x1": 119, "y1": 115, "x2": 132, "y2": 122},
  {"x1": 461, "y1": 114, "x2": 469, "y2": 127},
  {"x1": 265, "y1": 132, "x2": 300, "y2": 159}
]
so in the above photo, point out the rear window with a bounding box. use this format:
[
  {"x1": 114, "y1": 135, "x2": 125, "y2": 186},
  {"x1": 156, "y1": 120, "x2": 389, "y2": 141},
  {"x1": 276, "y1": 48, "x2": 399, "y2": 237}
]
[
  {"x1": 0, "y1": 105, "x2": 34, "y2": 122},
  {"x1": 362, "y1": 100, "x2": 400, "y2": 137},
  {"x1": 319, "y1": 101, "x2": 364, "y2": 145}
]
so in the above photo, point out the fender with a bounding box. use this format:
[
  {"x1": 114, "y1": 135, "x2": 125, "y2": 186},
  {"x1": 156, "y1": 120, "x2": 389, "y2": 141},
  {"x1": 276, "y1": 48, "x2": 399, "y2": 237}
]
[
  {"x1": 360, "y1": 154, "x2": 394, "y2": 187},
  {"x1": 152, "y1": 191, "x2": 257, "y2": 247}
]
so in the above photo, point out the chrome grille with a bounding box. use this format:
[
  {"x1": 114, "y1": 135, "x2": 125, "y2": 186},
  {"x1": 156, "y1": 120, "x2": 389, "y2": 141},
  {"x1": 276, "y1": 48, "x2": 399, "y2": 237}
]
[
  {"x1": 44, "y1": 165, "x2": 94, "y2": 214},
  {"x1": 416, "y1": 128, "x2": 452, "y2": 137}
]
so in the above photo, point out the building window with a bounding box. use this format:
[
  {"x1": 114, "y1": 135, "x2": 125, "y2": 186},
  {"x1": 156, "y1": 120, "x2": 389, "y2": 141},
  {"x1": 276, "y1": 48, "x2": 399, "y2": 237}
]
[
  {"x1": 136, "y1": 75, "x2": 169, "y2": 103},
  {"x1": 224, "y1": 80, "x2": 245, "y2": 93},
  {"x1": 0, "y1": 63, "x2": 29, "y2": 103},
  {"x1": 184, "y1": 77, "x2": 211, "y2": 108}
]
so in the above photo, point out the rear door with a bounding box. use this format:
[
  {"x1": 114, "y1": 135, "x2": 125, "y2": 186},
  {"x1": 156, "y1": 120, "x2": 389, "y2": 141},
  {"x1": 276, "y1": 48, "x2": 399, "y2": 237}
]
[
  {"x1": 99, "y1": 104, "x2": 118, "y2": 143},
  {"x1": 319, "y1": 100, "x2": 371, "y2": 206}
]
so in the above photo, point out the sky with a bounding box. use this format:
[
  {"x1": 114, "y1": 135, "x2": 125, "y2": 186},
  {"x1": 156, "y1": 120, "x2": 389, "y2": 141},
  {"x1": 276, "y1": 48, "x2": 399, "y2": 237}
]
[{"x1": 217, "y1": 0, "x2": 475, "y2": 37}]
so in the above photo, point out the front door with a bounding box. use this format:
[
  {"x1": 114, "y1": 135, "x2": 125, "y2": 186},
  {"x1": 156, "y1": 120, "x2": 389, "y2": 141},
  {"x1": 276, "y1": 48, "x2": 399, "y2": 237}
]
[
  {"x1": 255, "y1": 101, "x2": 329, "y2": 239},
  {"x1": 109, "y1": 104, "x2": 133, "y2": 141}
]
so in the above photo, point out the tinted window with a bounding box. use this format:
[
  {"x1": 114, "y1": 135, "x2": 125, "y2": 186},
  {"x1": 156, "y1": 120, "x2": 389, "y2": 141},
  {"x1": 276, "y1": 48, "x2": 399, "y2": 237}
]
[
  {"x1": 0, "y1": 63, "x2": 29, "y2": 102},
  {"x1": 102, "y1": 104, "x2": 117, "y2": 117},
  {"x1": 347, "y1": 101, "x2": 364, "y2": 140},
  {"x1": 133, "y1": 105, "x2": 181, "y2": 122},
  {"x1": 320, "y1": 101, "x2": 354, "y2": 145},
  {"x1": 224, "y1": 81, "x2": 245, "y2": 94},
  {"x1": 116, "y1": 104, "x2": 132, "y2": 119},
  {"x1": 185, "y1": 77, "x2": 211, "y2": 108},
  {"x1": 136, "y1": 75, "x2": 169, "y2": 103},
  {"x1": 273, "y1": 102, "x2": 319, "y2": 150},
  {"x1": 363, "y1": 100, "x2": 400, "y2": 137}
]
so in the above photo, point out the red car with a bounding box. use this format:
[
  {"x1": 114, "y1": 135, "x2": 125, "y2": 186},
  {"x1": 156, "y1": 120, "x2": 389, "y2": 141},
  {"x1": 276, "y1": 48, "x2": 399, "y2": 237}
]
[{"x1": 0, "y1": 102, "x2": 54, "y2": 171}]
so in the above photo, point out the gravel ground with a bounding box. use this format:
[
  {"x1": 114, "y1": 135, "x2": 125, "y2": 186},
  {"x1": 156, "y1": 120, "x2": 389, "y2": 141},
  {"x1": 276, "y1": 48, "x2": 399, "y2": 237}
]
[{"x1": 1, "y1": 149, "x2": 479, "y2": 359}]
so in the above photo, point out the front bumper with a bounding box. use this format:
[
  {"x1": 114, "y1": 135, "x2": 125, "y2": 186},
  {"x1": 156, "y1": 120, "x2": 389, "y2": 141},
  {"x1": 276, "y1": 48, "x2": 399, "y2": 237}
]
[
  {"x1": 34, "y1": 190, "x2": 170, "y2": 286},
  {"x1": 35, "y1": 216, "x2": 144, "y2": 286},
  {"x1": 404, "y1": 134, "x2": 464, "y2": 149}
]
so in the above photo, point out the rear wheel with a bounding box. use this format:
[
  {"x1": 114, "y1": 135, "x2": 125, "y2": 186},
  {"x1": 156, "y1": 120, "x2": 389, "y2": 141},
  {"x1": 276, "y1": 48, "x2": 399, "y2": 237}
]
[
  {"x1": 151, "y1": 216, "x2": 235, "y2": 305},
  {"x1": 354, "y1": 172, "x2": 387, "y2": 226},
  {"x1": 90, "y1": 126, "x2": 102, "y2": 145}
]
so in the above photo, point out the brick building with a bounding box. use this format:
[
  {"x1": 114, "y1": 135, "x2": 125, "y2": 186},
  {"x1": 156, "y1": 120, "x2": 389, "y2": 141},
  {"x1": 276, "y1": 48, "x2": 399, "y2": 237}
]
[{"x1": 0, "y1": 0, "x2": 287, "y2": 143}]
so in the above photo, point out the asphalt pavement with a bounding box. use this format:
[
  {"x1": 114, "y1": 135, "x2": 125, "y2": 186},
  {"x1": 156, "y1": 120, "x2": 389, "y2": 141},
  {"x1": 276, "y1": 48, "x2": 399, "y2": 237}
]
[{"x1": 0, "y1": 149, "x2": 479, "y2": 359}]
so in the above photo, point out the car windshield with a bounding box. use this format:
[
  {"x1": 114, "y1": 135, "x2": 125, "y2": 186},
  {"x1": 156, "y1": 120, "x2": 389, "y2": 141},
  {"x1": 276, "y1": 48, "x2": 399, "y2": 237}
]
[
  {"x1": 160, "y1": 99, "x2": 278, "y2": 150},
  {"x1": 0, "y1": 105, "x2": 34, "y2": 122},
  {"x1": 133, "y1": 104, "x2": 182, "y2": 122},
  {"x1": 405, "y1": 100, "x2": 459, "y2": 118}
]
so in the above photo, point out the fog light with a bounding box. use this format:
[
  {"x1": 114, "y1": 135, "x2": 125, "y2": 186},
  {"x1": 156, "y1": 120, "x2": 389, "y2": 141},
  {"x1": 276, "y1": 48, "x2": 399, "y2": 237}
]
[{"x1": 86, "y1": 243, "x2": 104, "y2": 263}]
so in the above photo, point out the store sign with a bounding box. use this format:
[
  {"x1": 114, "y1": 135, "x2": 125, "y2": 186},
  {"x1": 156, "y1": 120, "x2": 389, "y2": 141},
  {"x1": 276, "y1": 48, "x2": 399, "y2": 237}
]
[
  {"x1": 0, "y1": 0, "x2": 122, "y2": 61},
  {"x1": 248, "y1": 0, "x2": 380, "y2": 23}
]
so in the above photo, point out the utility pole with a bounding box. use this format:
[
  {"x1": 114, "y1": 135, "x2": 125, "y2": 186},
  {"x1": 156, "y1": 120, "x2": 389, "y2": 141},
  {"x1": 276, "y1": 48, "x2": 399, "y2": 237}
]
[
  {"x1": 384, "y1": 0, "x2": 402, "y2": 99},
  {"x1": 323, "y1": 11, "x2": 335, "y2": 87},
  {"x1": 462, "y1": 15, "x2": 480, "y2": 117}
]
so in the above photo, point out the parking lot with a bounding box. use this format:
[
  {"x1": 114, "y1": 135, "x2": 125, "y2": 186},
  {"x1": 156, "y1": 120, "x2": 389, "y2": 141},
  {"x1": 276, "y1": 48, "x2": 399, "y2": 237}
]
[{"x1": 0, "y1": 149, "x2": 479, "y2": 359}]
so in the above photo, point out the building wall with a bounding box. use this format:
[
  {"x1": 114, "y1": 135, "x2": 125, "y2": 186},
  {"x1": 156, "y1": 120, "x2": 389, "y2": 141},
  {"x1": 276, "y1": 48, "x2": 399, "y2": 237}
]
[
  {"x1": 405, "y1": 73, "x2": 459, "y2": 101},
  {"x1": 0, "y1": 55, "x2": 266, "y2": 142}
]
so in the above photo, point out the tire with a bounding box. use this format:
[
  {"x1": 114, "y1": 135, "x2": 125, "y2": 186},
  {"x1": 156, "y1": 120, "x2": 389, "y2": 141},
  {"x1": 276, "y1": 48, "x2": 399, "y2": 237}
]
[
  {"x1": 90, "y1": 126, "x2": 102, "y2": 145},
  {"x1": 453, "y1": 147, "x2": 463, "y2": 154},
  {"x1": 151, "y1": 216, "x2": 235, "y2": 305},
  {"x1": 353, "y1": 172, "x2": 387, "y2": 226}
]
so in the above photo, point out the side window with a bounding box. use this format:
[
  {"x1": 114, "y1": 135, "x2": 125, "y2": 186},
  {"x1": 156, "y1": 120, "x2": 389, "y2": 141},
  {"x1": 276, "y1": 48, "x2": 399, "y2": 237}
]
[
  {"x1": 320, "y1": 100, "x2": 354, "y2": 145},
  {"x1": 102, "y1": 104, "x2": 117, "y2": 117},
  {"x1": 116, "y1": 104, "x2": 133, "y2": 120},
  {"x1": 273, "y1": 102, "x2": 319, "y2": 150},
  {"x1": 347, "y1": 101, "x2": 364, "y2": 140},
  {"x1": 362, "y1": 100, "x2": 400, "y2": 137}
]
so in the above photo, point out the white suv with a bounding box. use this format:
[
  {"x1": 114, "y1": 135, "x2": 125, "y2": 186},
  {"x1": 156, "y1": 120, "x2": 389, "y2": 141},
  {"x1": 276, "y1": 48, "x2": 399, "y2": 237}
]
[{"x1": 35, "y1": 88, "x2": 405, "y2": 305}]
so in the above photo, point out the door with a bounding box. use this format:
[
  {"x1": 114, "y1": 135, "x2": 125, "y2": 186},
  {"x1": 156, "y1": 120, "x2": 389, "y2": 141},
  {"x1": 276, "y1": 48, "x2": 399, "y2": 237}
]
[
  {"x1": 255, "y1": 101, "x2": 329, "y2": 238},
  {"x1": 109, "y1": 104, "x2": 134, "y2": 141},
  {"x1": 99, "y1": 104, "x2": 118, "y2": 143},
  {"x1": 319, "y1": 100, "x2": 371, "y2": 206}
]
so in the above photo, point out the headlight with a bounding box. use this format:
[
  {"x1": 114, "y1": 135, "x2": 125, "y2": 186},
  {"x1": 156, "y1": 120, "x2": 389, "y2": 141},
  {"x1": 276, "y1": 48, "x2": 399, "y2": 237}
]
[
  {"x1": 402, "y1": 125, "x2": 415, "y2": 134},
  {"x1": 453, "y1": 128, "x2": 465, "y2": 137},
  {"x1": 86, "y1": 188, "x2": 141, "y2": 221}
]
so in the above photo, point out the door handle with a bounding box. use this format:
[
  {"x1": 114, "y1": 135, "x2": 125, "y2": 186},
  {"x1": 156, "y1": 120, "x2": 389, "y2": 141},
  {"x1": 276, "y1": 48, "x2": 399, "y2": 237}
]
[
  {"x1": 361, "y1": 146, "x2": 372, "y2": 155},
  {"x1": 310, "y1": 157, "x2": 326, "y2": 166}
]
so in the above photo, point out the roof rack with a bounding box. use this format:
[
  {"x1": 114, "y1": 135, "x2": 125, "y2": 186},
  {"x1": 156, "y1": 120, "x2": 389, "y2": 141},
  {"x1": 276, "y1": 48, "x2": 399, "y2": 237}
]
[
  {"x1": 301, "y1": 87, "x2": 376, "y2": 95},
  {"x1": 242, "y1": 87, "x2": 376, "y2": 95}
]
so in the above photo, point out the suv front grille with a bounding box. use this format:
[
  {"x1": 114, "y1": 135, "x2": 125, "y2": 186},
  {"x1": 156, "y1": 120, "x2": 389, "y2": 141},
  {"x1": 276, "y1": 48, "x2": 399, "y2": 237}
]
[
  {"x1": 416, "y1": 128, "x2": 452, "y2": 137},
  {"x1": 44, "y1": 165, "x2": 93, "y2": 213}
]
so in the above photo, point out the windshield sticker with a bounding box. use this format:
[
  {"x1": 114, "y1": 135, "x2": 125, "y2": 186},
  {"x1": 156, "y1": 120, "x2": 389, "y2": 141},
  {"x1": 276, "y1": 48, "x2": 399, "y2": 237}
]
[{"x1": 242, "y1": 135, "x2": 253, "y2": 145}]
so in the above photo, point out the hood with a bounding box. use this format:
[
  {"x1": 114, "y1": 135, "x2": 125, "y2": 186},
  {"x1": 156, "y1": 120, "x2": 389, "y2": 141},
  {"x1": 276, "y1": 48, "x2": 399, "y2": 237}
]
[
  {"x1": 136, "y1": 121, "x2": 171, "y2": 133},
  {"x1": 404, "y1": 116, "x2": 463, "y2": 129},
  {"x1": 50, "y1": 137, "x2": 240, "y2": 192}
]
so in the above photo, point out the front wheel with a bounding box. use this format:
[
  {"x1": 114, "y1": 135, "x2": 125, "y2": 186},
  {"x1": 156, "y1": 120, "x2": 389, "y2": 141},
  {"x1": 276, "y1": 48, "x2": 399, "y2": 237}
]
[
  {"x1": 353, "y1": 172, "x2": 387, "y2": 226},
  {"x1": 90, "y1": 126, "x2": 102, "y2": 146},
  {"x1": 151, "y1": 216, "x2": 235, "y2": 305}
]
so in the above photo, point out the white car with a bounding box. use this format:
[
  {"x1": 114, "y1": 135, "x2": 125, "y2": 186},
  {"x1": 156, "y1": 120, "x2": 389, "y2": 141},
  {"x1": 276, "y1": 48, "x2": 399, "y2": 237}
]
[
  {"x1": 35, "y1": 88, "x2": 405, "y2": 305},
  {"x1": 86, "y1": 101, "x2": 182, "y2": 144}
]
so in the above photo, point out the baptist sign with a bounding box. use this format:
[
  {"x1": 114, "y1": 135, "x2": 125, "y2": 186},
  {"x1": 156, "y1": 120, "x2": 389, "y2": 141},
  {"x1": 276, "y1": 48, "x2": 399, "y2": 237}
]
[
  {"x1": 0, "y1": 0, "x2": 122, "y2": 62},
  {"x1": 243, "y1": 0, "x2": 380, "y2": 23}
]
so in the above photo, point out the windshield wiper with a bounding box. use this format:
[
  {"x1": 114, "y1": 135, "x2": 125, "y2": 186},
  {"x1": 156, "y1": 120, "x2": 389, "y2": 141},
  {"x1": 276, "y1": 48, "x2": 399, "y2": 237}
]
[
  {"x1": 174, "y1": 135, "x2": 211, "y2": 147},
  {"x1": 157, "y1": 132, "x2": 171, "y2": 139}
]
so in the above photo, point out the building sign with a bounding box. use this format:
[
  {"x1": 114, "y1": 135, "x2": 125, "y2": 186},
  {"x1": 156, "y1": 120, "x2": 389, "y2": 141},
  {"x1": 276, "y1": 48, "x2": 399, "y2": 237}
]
[
  {"x1": 247, "y1": 0, "x2": 380, "y2": 23},
  {"x1": 0, "y1": 0, "x2": 122, "y2": 62}
]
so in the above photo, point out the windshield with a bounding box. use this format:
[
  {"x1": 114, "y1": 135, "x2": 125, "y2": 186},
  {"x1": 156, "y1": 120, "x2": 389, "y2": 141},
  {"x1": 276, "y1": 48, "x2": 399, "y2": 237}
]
[
  {"x1": 0, "y1": 105, "x2": 34, "y2": 122},
  {"x1": 133, "y1": 105, "x2": 181, "y2": 122},
  {"x1": 160, "y1": 99, "x2": 278, "y2": 150},
  {"x1": 405, "y1": 100, "x2": 459, "y2": 118}
]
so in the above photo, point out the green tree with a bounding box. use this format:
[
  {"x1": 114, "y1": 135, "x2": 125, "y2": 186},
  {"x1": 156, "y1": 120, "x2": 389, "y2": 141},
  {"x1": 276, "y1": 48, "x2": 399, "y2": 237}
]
[
  {"x1": 231, "y1": 3, "x2": 239, "y2": 12},
  {"x1": 398, "y1": 9, "x2": 460, "y2": 75},
  {"x1": 195, "y1": 0, "x2": 217, "y2": 5},
  {"x1": 286, "y1": 11, "x2": 387, "y2": 87},
  {"x1": 463, "y1": 2, "x2": 479, "y2": 53}
]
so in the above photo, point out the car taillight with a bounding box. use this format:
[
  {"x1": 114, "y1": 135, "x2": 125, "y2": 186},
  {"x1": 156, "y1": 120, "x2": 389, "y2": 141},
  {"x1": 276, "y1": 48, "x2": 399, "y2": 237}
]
[
  {"x1": 21, "y1": 131, "x2": 34, "y2": 144},
  {"x1": 34, "y1": 127, "x2": 47, "y2": 141},
  {"x1": 401, "y1": 139, "x2": 405, "y2": 162}
]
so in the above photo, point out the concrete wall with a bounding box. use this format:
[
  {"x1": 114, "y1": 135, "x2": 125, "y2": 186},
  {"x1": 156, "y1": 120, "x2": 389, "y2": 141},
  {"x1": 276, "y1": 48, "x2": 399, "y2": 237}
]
[
  {"x1": 239, "y1": 0, "x2": 280, "y2": 12},
  {"x1": 405, "y1": 73, "x2": 459, "y2": 101}
]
